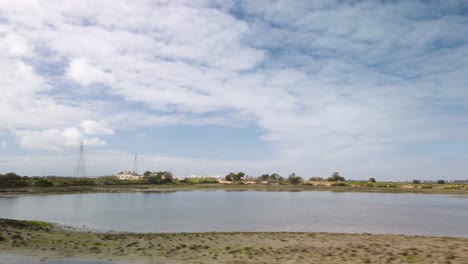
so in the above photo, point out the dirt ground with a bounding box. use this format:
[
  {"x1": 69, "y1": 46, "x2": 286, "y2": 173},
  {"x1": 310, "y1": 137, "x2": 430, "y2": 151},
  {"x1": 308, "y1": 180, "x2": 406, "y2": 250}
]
[{"x1": 1, "y1": 219, "x2": 467, "y2": 264}]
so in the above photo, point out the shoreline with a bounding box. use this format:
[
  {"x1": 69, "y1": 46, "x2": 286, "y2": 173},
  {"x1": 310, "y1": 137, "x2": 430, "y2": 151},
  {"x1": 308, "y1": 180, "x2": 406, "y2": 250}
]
[
  {"x1": 1, "y1": 219, "x2": 467, "y2": 264},
  {"x1": 1, "y1": 183, "x2": 468, "y2": 197}
]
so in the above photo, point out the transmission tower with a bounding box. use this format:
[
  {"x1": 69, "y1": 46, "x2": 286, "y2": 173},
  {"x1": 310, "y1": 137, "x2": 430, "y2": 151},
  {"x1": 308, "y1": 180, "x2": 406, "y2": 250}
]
[
  {"x1": 74, "y1": 140, "x2": 87, "y2": 178},
  {"x1": 132, "y1": 154, "x2": 138, "y2": 174}
]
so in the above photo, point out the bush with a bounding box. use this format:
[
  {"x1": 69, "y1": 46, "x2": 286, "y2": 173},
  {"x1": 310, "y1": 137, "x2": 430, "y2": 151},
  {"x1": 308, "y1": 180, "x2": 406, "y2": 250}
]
[
  {"x1": 34, "y1": 179, "x2": 54, "y2": 187},
  {"x1": 309, "y1": 177, "x2": 322, "y2": 181},
  {"x1": 437, "y1": 180, "x2": 445, "y2": 184},
  {"x1": 412, "y1": 180, "x2": 421, "y2": 184},
  {"x1": 331, "y1": 182, "x2": 347, "y2": 187},
  {"x1": 192, "y1": 178, "x2": 218, "y2": 184},
  {"x1": 144, "y1": 171, "x2": 174, "y2": 184},
  {"x1": 95, "y1": 176, "x2": 121, "y2": 185},
  {"x1": 368, "y1": 178, "x2": 376, "y2": 183},
  {"x1": 0, "y1": 172, "x2": 29, "y2": 187}
]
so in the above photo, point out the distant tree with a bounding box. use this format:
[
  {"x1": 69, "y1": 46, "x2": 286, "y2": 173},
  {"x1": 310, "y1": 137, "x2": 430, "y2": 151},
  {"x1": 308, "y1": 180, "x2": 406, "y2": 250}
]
[
  {"x1": 437, "y1": 180, "x2": 445, "y2": 184},
  {"x1": 270, "y1": 173, "x2": 280, "y2": 181},
  {"x1": 368, "y1": 178, "x2": 376, "y2": 183},
  {"x1": 232, "y1": 172, "x2": 245, "y2": 182},
  {"x1": 0, "y1": 172, "x2": 28, "y2": 187},
  {"x1": 412, "y1": 179, "x2": 421, "y2": 184},
  {"x1": 144, "y1": 171, "x2": 172, "y2": 184},
  {"x1": 259, "y1": 174, "x2": 270, "y2": 181},
  {"x1": 278, "y1": 176, "x2": 285, "y2": 184},
  {"x1": 2, "y1": 172, "x2": 21, "y2": 181},
  {"x1": 146, "y1": 174, "x2": 164, "y2": 184},
  {"x1": 328, "y1": 172, "x2": 345, "y2": 182},
  {"x1": 162, "y1": 171, "x2": 173, "y2": 182},
  {"x1": 287, "y1": 173, "x2": 302, "y2": 184},
  {"x1": 225, "y1": 172, "x2": 235, "y2": 181}
]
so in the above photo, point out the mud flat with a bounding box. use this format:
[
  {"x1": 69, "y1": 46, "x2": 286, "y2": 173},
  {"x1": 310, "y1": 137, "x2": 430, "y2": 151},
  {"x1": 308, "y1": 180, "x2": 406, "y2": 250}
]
[{"x1": 1, "y1": 218, "x2": 468, "y2": 263}]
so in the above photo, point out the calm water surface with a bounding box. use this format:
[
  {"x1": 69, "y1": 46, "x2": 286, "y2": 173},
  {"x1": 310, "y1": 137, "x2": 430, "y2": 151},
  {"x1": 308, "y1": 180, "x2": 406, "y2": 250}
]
[{"x1": 0, "y1": 191, "x2": 467, "y2": 237}]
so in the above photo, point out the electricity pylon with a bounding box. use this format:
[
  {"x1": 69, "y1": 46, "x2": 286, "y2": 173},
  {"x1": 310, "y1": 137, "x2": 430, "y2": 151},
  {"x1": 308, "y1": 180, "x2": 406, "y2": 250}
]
[{"x1": 74, "y1": 140, "x2": 87, "y2": 178}]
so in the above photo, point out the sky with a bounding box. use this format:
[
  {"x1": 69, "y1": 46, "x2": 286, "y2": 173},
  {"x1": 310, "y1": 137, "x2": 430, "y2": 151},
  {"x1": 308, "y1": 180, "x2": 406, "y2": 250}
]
[{"x1": 1, "y1": 0, "x2": 468, "y2": 181}]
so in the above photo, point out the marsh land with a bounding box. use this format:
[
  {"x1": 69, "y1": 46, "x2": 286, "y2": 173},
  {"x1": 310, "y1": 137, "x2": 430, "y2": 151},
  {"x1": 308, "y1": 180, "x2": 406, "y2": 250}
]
[{"x1": 1, "y1": 218, "x2": 468, "y2": 264}]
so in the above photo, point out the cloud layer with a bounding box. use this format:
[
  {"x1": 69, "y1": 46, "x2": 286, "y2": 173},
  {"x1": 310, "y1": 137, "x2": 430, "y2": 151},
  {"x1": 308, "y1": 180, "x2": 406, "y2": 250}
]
[{"x1": 1, "y1": 0, "x2": 467, "y2": 179}]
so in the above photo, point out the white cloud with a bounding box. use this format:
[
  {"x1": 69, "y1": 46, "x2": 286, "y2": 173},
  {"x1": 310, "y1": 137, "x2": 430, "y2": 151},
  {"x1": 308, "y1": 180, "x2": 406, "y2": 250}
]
[
  {"x1": 1, "y1": 140, "x2": 6, "y2": 148},
  {"x1": 67, "y1": 58, "x2": 113, "y2": 86},
  {"x1": 15, "y1": 127, "x2": 105, "y2": 151},
  {"x1": 80, "y1": 120, "x2": 114, "y2": 135},
  {"x1": 1, "y1": 0, "x2": 467, "y2": 179},
  {"x1": 0, "y1": 33, "x2": 32, "y2": 57}
]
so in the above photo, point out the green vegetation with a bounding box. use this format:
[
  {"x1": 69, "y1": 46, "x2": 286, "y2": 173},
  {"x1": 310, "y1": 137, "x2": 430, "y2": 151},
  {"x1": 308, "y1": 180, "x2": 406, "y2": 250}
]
[
  {"x1": 1, "y1": 218, "x2": 467, "y2": 264},
  {"x1": 0, "y1": 172, "x2": 28, "y2": 187},
  {"x1": 309, "y1": 177, "x2": 322, "y2": 181},
  {"x1": 257, "y1": 173, "x2": 285, "y2": 184},
  {"x1": 0, "y1": 218, "x2": 52, "y2": 230},
  {"x1": 330, "y1": 182, "x2": 347, "y2": 187},
  {"x1": 182, "y1": 178, "x2": 218, "y2": 184},
  {"x1": 287, "y1": 173, "x2": 302, "y2": 184},
  {"x1": 144, "y1": 171, "x2": 174, "y2": 184},
  {"x1": 327, "y1": 172, "x2": 345, "y2": 182},
  {"x1": 34, "y1": 179, "x2": 54, "y2": 187},
  {"x1": 225, "y1": 172, "x2": 245, "y2": 182},
  {"x1": 1, "y1": 172, "x2": 467, "y2": 196}
]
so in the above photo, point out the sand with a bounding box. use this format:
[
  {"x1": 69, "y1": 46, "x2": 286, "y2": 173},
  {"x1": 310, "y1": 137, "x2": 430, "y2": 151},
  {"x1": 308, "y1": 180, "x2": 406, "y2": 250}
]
[{"x1": 1, "y1": 219, "x2": 467, "y2": 264}]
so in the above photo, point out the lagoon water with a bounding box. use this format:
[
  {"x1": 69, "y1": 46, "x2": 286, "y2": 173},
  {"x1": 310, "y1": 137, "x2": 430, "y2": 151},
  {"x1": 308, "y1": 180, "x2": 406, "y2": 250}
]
[{"x1": 0, "y1": 191, "x2": 467, "y2": 237}]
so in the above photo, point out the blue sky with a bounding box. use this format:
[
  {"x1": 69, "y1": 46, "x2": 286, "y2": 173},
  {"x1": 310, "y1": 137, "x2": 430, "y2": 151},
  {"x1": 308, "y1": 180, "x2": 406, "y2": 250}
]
[{"x1": 1, "y1": 0, "x2": 468, "y2": 180}]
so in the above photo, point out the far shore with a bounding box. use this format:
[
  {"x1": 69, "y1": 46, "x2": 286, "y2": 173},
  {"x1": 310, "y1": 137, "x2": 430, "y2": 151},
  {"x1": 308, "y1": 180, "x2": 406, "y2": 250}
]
[
  {"x1": 1, "y1": 182, "x2": 468, "y2": 197},
  {"x1": 1, "y1": 218, "x2": 467, "y2": 264}
]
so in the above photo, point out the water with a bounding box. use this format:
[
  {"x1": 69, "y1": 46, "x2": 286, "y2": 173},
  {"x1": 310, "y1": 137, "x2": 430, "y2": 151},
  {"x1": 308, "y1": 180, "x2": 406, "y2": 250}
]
[{"x1": 0, "y1": 191, "x2": 467, "y2": 237}]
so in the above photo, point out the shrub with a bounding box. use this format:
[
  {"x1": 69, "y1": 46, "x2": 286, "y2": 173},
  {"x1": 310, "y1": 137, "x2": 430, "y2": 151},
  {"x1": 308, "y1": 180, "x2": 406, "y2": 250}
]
[
  {"x1": 188, "y1": 178, "x2": 218, "y2": 184},
  {"x1": 420, "y1": 185, "x2": 432, "y2": 189},
  {"x1": 368, "y1": 178, "x2": 376, "y2": 183},
  {"x1": 95, "y1": 176, "x2": 121, "y2": 185},
  {"x1": 331, "y1": 182, "x2": 347, "y2": 187},
  {"x1": 412, "y1": 180, "x2": 421, "y2": 184},
  {"x1": 0, "y1": 172, "x2": 28, "y2": 187},
  {"x1": 309, "y1": 177, "x2": 322, "y2": 181},
  {"x1": 437, "y1": 180, "x2": 445, "y2": 184},
  {"x1": 34, "y1": 179, "x2": 54, "y2": 187}
]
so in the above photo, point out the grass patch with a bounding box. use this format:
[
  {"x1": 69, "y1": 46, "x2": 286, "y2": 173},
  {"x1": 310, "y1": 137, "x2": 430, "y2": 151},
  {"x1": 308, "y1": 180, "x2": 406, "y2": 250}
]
[{"x1": 0, "y1": 218, "x2": 53, "y2": 230}]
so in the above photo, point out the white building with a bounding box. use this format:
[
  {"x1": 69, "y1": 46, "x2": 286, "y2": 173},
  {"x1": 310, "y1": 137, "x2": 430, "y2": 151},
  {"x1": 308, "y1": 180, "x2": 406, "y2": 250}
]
[{"x1": 115, "y1": 171, "x2": 142, "y2": 180}]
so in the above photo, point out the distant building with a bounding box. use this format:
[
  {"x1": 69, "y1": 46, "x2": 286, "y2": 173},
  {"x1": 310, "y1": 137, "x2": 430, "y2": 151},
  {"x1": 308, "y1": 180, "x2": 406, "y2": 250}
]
[{"x1": 115, "y1": 171, "x2": 142, "y2": 180}]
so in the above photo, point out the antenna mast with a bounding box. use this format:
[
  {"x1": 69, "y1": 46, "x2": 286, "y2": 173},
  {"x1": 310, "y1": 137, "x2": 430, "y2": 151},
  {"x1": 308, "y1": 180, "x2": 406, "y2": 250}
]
[
  {"x1": 74, "y1": 140, "x2": 87, "y2": 178},
  {"x1": 132, "y1": 154, "x2": 138, "y2": 174}
]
